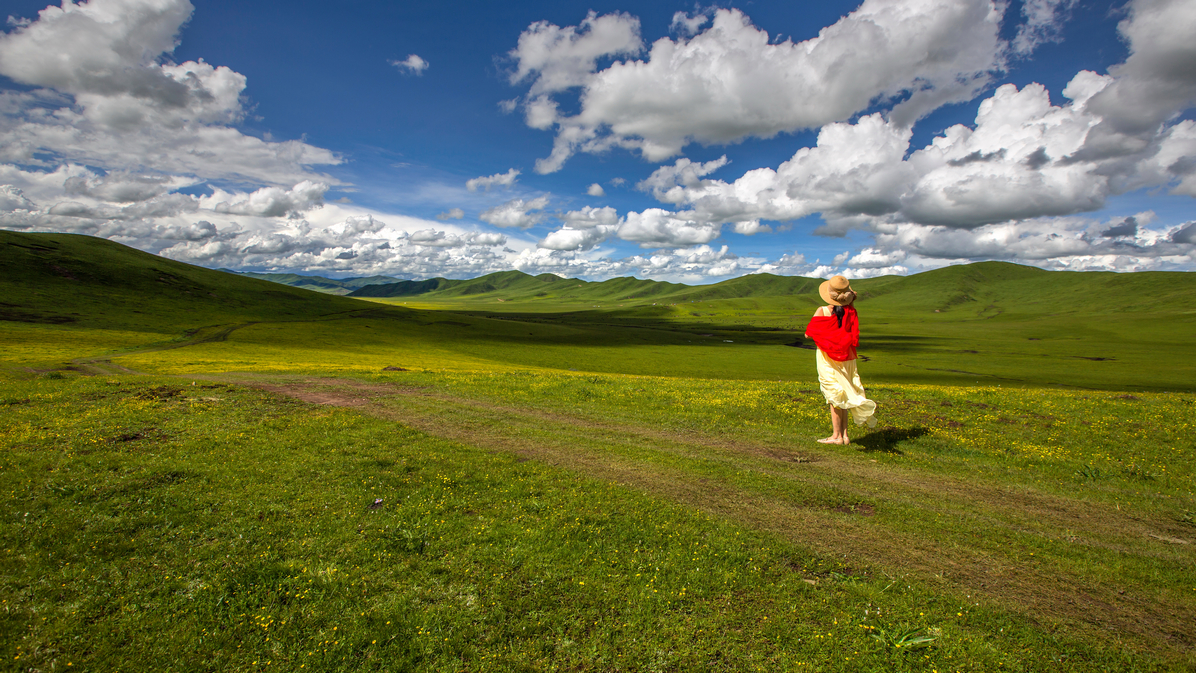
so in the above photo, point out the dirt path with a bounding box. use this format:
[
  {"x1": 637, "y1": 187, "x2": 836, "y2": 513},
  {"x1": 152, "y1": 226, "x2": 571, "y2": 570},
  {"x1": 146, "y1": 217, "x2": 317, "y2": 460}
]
[
  {"x1": 228, "y1": 374, "x2": 1194, "y2": 655},
  {"x1": 73, "y1": 359, "x2": 143, "y2": 376}
]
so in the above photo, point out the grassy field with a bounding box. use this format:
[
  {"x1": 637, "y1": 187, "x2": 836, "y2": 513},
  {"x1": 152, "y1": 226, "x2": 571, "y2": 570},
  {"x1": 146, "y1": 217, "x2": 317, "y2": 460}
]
[{"x1": 2, "y1": 232, "x2": 1195, "y2": 671}]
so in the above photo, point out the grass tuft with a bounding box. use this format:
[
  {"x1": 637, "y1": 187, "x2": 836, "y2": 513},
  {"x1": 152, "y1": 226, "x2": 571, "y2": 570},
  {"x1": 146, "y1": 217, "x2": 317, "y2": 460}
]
[{"x1": 866, "y1": 624, "x2": 939, "y2": 652}]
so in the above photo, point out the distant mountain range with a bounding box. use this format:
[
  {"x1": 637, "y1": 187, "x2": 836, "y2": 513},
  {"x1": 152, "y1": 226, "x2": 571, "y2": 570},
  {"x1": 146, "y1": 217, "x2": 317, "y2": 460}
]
[
  {"x1": 6, "y1": 231, "x2": 1196, "y2": 322},
  {"x1": 221, "y1": 270, "x2": 404, "y2": 295},
  {"x1": 225, "y1": 258, "x2": 1196, "y2": 320},
  {"x1": 345, "y1": 269, "x2": 828, "y2": 304},
  {"x1": 220, "y1": 266, "x2": 830, "y2": 304}
]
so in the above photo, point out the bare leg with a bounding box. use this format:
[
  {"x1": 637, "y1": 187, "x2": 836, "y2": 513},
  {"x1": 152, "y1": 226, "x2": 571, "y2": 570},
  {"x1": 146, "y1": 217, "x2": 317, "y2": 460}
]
[
  {"x1": 834, "y1": 406, "x2": 850, "y2": 444},
  {"x1": 818, "y1": 404, "x2": 850, "y2": 444},
  {"x1": 817, "y1": 404, "x2": 836, "y2": 443}
]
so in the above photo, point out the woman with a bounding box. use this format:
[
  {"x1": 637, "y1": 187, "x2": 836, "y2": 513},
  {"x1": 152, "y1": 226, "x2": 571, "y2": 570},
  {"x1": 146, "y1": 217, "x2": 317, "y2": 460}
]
[{"x1": 803, "y1": 275, "x2": 877, "y2": 444}]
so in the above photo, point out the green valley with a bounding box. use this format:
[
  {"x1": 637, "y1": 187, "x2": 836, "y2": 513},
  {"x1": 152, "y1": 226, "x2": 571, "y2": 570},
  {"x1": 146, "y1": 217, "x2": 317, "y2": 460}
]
[{"x1": 2, "y1": 231, "x2": 1194, "y2": 672}]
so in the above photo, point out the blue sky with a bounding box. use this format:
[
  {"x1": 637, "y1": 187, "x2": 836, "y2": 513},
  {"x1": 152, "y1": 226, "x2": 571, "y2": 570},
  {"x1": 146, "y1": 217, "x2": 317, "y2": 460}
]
[{"x1": 1, "y1": 0, "x2": 1194, "y2": 282}]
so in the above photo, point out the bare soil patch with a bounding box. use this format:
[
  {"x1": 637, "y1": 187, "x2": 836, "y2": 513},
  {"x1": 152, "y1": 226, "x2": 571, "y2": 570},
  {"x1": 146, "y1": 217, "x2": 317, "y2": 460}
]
[{"x1": 832, "y1": 503, "x2": 876, "y2": 516}]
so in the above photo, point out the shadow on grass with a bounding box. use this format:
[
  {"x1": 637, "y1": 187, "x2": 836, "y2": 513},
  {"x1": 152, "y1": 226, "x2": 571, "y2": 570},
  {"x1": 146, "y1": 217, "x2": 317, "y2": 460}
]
[
  {"x1": 854, "y1": 426, "x2": 929, "y2": 454},
  {"x1": 859, "y1": 334, "x2": 941, "y2": 354}
]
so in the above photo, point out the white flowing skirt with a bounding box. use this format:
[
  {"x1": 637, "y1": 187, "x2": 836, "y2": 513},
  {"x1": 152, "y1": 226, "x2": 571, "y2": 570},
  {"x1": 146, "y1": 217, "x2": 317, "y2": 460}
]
[{"x1": 816, "y1": 348, "x2": 877, "y2": 427}]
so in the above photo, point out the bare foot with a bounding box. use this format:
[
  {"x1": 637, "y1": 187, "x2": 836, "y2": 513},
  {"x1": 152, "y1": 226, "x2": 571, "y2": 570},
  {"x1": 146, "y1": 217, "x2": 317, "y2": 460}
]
[{"x1": 817, "y1": 437, "x2": 838, "y2": 444}]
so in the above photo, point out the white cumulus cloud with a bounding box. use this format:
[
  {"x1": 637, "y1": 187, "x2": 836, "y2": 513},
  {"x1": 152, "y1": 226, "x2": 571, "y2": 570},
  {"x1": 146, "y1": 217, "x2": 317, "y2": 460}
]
[
  {"x1": 513, "y1": 2, "x2": 1006, "y2": 172},
  {"x1": 202, "y1": 181, "x2": 328, "y2": 218},
  {"x1": 407, "y1": 229, "x2": 506, "y2": 248},
  {"x1": 670, "y1": 11, "x2": 711, "y2": 37},
  {"x1": 152, "y1": 210, "x2": 520, "y2": 278},
  {"x1": 1012, "y1": 0, "x2": 1077, "y2": 56},
  {"x1": 1082, "y1": 0, "x2": 1196, "y2": 143},
  {"x1": 63, "y1": 171, "x2": 196, "y2": 203},
  {"x1": 634, "y1": 54, "x2": 1195, "y2": 234},
  {"x1": 863, "y1": 212, "x2": 1195, "y2": 271},
  {"x1": 638, "y1": 156, "x2": 729, "y2": 203},
  {"x1": 616, "y1": 208, "x2": 720, "y2": 247},
  {"x1": 538, "y1": 206, "x2": 620, "y2": 250},
  {"x1": 508, "y1": 11, "x2": 642, "y2": 96},
  {"x1": 0, "y1": 0, "x2": 340, "y2": 187},
  {"x1": 0, "y1": 185, "x2": 35, "y2": 212},
  {"x1": 466, "y1": 168, "x2": 520, "y2": 192},
  {"x1": 479, "y1": 196, "x2": 550, "y2": 228},
  {"x1": 561, "y1": 205, "x2": 618, "y2": 229},
  {"x1": 538, "y1": 225, "x2": 614, "y2": 251},
  {"x1": 391, "y1": 54, "x2": 429, "y2": 75}
]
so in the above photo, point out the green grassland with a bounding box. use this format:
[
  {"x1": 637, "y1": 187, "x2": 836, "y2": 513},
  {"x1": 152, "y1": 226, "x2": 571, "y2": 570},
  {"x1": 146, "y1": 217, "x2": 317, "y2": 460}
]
[{"x1": 2, "y1": 231, "x2": 1195, "y2": 671}]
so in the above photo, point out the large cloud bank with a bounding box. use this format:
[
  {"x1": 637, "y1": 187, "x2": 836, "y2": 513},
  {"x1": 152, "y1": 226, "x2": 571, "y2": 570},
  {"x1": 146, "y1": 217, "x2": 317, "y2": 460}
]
[
  {"x1": 517, "y1": 0, "x2": 1196, "y2": 275},
  {"x1": 0, "y1": 0, "x2": 524, "y2": 278},
  {"x1": 510, "y1": 0, "x2": 1006, "y2": 173},
  {"x1": 0, "y1": 0, "x2": 338, "y2": 184}
]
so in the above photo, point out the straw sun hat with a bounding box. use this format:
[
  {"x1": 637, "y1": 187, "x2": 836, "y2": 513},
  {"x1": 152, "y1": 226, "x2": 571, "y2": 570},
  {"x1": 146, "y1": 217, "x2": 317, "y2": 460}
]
[{"x1": 819, "y1": 275, "x2": 856, "y2": 306}]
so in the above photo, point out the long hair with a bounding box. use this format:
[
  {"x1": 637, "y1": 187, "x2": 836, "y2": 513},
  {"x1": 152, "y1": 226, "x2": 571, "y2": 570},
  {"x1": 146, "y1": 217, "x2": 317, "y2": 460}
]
[{"x1": 830, "y1": 290, "x2": 856, "y2": 328}]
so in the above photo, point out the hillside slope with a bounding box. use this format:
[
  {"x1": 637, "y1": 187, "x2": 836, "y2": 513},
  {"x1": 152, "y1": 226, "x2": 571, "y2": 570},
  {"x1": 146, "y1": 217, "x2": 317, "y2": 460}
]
[
  {"x1": 854, "y1": 261, "x2": 1196, "y2": 318},
  {"x1": 0, "y1": 231, "x2": 393, "y2": 332}
]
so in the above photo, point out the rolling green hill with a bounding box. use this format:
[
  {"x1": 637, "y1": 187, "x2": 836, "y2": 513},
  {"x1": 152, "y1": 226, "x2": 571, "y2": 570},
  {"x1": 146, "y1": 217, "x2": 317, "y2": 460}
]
[
  {"x1": 0, "y1": 231, "x2": 398, "y2": 332},
  {"x1": 3, "y1": 231, "x2": 1195, "y2": 389},
  {"x1": 347, "y1": 276, "x2": 461, "y2": 297},
  {"x1": 349, "y1": 259, "x2": 1196, "y2": 316}
]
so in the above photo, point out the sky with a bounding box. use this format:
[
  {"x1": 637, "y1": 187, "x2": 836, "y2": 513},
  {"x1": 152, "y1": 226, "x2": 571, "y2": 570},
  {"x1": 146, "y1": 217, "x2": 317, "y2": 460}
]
[{"x1": 1, "y1": 0, "x2": 1194, "y2": 283}]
